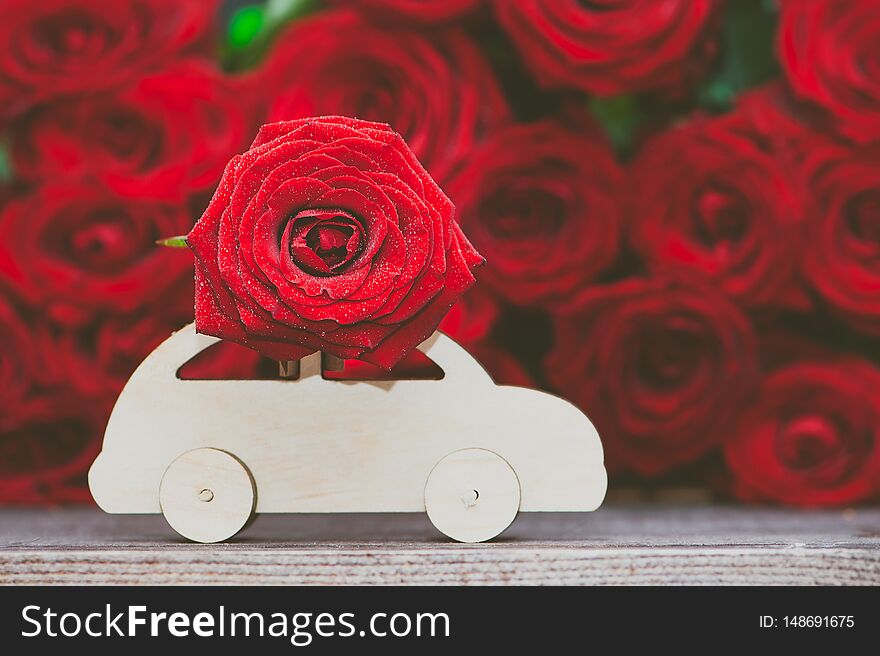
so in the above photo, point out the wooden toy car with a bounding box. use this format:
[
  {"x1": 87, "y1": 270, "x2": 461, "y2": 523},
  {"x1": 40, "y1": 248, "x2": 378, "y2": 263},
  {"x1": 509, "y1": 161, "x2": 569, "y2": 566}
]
[{"x1": 89, "y1": 323, "x2": 607, "y2": 543}]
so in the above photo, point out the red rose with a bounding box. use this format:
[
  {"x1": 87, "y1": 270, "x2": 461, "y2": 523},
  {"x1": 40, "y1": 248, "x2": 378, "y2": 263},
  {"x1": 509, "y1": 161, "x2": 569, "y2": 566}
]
[
  {"x1": 446, "y1": 118, "x2": 622, "y2": 307},
  {"x1": 493, "y1": 0, "x2": 718, "y2": 96},
  {"x1": 0, "y1": 183, "x2": 193, "y2": 324},
  {"x1": 0, "y1": 0, "x2": 219, "y2": 118},
  {"x1": 725, "y1": 360, "x2": 880, "y2": 507},
  {"x1": 630, "y1": 94, "x2": 806, "y2": 307},
  {"x1": 0, "y1": 395, "x2": 103, "y2": 504},
  {"x1": 546, "y1": 279, "x2": 757, "y2": 475},
  {"x1": 256, "y1": 9, "x2": 509, "y2": 182},
  {"x1": 799, "y1": 140, "x2": 880, "y2": 336},
  {"x1": 0, "y1": 292, "x2": 38, "y2": 413},
  {"x1": 187, "y1": 116, "x2": 484, "y2": 368},
  {"x1": 439, "y1": 286, "x2": 500, "y2": 345},
  {"x1": 779, "y1": 0, "x2": 880, "y2": 143},
  {"x1": 339, "y1": 0, "x2": 483, "y2": 24},
  {"x1": 10, "y1": 61, "x2": 252, "y2": 199}
]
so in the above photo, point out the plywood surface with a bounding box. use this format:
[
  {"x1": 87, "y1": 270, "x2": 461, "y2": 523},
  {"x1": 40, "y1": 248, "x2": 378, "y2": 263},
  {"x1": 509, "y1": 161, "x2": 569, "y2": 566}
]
[
  {"x1": 89, "y1": 326, "x2": 607, "y2": 520},
  {"x1": 1, "y1": 505, "x2": 878, "y2": 585}
]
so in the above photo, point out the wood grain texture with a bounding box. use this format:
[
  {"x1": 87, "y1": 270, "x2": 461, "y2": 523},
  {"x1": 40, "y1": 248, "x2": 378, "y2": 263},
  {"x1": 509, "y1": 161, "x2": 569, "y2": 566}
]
[
  {"x1": 89, "y1": 325, "x2": 606, "y2": 518},
  {"x1": 2, "y1": 505, "x2": 878, "y2": 585},
  {"x1": 424, "y1": 448, "x2": 521, "y2": 542},
  {"x1": 158, "y1": 448, "x2": 256, "y2": 543}
]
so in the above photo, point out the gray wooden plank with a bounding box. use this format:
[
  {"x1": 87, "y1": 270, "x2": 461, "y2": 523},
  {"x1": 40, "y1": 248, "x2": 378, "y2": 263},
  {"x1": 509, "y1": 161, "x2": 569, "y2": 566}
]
[{"x1": 1, "y1": 505, "x2": 878, "y2": 585}]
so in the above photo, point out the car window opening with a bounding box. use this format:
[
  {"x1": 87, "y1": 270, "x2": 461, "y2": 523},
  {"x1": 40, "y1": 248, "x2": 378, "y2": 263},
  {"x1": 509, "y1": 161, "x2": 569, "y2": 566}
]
[{"x1": 176, "y1": 340, "x2": 444, "y2": 381}]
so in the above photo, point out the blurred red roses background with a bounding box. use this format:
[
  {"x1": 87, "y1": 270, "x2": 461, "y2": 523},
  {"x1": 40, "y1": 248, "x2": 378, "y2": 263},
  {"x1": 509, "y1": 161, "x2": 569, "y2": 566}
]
[{"x1": 0, "y1": 0, "x2": 878, "y2": 508}]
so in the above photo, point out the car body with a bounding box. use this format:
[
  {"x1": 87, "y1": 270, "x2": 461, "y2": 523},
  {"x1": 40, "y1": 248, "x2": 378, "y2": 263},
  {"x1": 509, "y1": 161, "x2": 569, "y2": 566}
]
[{"x1": 89, "y1": 323, "x2": 607, "y2": 519}]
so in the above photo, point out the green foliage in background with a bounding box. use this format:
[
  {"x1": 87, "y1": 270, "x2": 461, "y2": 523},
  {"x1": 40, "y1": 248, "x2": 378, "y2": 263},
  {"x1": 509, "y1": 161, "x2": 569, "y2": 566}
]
[
  {"x1": 222, "y1": 0, "x2": 318, "y2": 69},
  {"x1": 588, "y1": 95, "x2": 642, "y2": 155},
  {"x1": 228, "y1": 5, "x2": 265, "y2": 49},
  {"x1": 0, "y1": 143, "x2": 12, "y2": 183},
  {"x1": 698, "y1": 0, "x2": 779, "y2": 110}
]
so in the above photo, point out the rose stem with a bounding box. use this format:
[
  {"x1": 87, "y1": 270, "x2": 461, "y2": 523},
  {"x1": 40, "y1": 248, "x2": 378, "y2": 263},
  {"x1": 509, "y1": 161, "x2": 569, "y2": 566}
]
[
  {"x1": 278, "y1": 360, "x2": 300, "y2": 379},
  {"x1": 321, "y1": 353, "x2": 345, "y2": 372}
]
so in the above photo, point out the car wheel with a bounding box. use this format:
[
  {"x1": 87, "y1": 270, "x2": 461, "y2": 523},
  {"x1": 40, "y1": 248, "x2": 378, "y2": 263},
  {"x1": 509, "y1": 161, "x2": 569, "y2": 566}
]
[
  {"x1": 159, "y1": 448, "x2": 256, "y2": 543},
  {"x1": 424, "y1": 448, "x2": 521, "y2": 543}
]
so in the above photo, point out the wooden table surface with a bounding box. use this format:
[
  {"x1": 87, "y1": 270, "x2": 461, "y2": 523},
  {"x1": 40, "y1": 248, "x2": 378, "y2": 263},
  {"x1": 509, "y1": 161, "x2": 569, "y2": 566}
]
[{"x1": 1, "y1": 505, "x2": 878, "y2": 585}]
